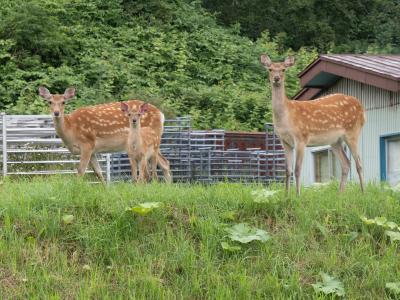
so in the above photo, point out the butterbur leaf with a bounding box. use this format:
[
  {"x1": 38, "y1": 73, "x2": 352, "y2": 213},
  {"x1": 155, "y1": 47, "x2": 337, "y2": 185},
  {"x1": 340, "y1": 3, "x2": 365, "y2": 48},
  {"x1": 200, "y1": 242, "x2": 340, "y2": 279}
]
[
  {"x1": 385, "y1": 221, "x2": 399, "y2": 230},
  {"x1": 360, "y1": 216, "x2": 376, "y2": 225},
  {"x1": 221, "y1": 242, "x2": 241, "y2": 252},
  {"x1": 129, "y1": 202, "x2": 162, "y2": 216},
  {"x1": 386, "y1": 282, "x2": 400, "y2": 294},
  {"x1": 385, "y1": 230, "x2": 400, "y2": 242},
  {"x1": 251, "y1": 189, "x2": 278, "y2": 203},
  {"x1": 312, "y1": 272, "x2": 345, "y2": 297},
  {"x1": 226, "y1": 223, "x2": 271, "y2": 244},
  {"x1": 348, "y1": 231, "x2": 359, "y2": 242},
  {"x1": 374, "y1": 216, "x2": 387, "y2": 226},
  {"x1": 62, "y1": 214, "x2": 74, "y2": 224}
]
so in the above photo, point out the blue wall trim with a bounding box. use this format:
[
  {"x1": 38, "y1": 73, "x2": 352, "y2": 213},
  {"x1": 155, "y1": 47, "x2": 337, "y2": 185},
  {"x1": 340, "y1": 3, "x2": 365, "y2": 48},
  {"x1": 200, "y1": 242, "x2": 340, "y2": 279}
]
[{"x1": 380, "y1": 132, "x2": 400, "y2": 181}]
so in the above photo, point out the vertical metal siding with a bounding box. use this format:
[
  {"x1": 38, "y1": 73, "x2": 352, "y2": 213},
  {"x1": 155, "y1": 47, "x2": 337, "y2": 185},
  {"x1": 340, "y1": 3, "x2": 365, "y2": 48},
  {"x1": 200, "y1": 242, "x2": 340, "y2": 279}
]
[{"x1": 302, "y1": 78, "x2": 400, "y2": 185}]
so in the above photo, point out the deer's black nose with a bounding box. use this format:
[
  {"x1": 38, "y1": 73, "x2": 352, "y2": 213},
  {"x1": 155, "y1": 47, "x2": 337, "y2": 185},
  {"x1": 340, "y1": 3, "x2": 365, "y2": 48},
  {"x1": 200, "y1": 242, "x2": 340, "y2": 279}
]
[
  {"x1": 274, "y1": 76, "x2": 280, "y2": 82},
  {"x1": 54, "y1": 111, "x2": 60, "y2": 117}
]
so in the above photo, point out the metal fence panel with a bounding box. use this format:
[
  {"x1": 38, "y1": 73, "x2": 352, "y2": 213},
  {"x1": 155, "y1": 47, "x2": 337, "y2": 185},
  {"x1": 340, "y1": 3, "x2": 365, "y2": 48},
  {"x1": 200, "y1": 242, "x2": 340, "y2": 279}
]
[{"x1": 1, "y1": 114, "x2": 285, "y2": 184}]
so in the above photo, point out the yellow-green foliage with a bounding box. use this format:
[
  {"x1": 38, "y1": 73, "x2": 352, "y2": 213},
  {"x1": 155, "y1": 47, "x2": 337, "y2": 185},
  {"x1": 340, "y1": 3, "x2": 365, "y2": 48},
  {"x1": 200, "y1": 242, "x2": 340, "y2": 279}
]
[{"x1": 0, "y1": 0, "x2": 317, "y2": 130}]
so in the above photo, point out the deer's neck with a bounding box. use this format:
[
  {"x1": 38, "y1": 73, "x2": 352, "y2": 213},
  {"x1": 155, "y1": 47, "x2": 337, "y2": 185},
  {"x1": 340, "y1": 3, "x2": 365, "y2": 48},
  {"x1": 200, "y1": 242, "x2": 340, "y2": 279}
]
[
  {"x1": 129, "y1": 123, "x2": 143, "y2": 149},
  {"x1": 271, "y1": 83, "x2": 290, "y2": 125},
  {"x1": 53, "y1": 115, "x2": 69, "y2": 141}
]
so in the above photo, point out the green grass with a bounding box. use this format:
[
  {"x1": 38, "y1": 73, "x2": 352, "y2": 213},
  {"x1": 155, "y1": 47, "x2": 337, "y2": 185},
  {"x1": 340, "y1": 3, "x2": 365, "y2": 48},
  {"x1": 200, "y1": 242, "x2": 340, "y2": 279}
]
[{"x1": 0, "y1": 177, "x2": 400, "y2": 299}]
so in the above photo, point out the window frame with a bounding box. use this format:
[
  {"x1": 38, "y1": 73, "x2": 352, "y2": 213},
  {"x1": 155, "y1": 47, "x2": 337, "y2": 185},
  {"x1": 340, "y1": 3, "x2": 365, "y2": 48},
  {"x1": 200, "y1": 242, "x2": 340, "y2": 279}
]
[
  {"x1": 380, "y1": 132, "x2": 400, "y2": 182},
  {"x1": 311, "y1": 146, "x2": 341, "y2": 183}
]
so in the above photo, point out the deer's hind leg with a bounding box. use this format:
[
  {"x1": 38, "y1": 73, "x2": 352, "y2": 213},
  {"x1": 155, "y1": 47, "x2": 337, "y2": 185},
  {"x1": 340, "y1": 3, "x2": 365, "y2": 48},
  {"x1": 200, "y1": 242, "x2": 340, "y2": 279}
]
[
  {"x1": 345, "y1": 135, "x2": 364, "y2": 193},
  {"x1": 157, "y1": 152, "x2": 171, "y2": 183},
  {"x1": 331, "y1": 141, "x2": 350, "y2": 192},
  {"x1": 150, "y1": 155, "x2": 158, "y2": 181},
  {"x1": 90, "y1": 154, "x2": 105, "y2": 184}
]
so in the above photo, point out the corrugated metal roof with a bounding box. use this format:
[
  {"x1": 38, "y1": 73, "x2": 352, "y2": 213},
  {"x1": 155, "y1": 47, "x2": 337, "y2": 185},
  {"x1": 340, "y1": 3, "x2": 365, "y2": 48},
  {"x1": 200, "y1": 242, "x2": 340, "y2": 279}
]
[
  {"x1": 321, "y1": 54, "x2": 400, "y2": 79},
  {"x1": 295, "y1": 54, "x2": 400, "y2": 98}
]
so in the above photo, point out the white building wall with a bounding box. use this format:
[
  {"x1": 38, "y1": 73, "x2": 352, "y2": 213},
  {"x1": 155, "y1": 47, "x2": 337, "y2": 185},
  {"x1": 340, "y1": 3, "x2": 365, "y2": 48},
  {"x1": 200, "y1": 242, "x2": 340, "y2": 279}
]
[{"x1": 301, "y1": 78, "x2": 400, "y2": 185}]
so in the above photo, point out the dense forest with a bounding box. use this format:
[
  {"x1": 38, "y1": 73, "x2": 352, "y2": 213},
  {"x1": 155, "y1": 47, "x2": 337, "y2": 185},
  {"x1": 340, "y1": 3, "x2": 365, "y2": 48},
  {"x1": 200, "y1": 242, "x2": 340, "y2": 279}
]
[
  {"x1": 203, "y1": 0, "x2": 400, "y2": 53},
  {"x1": 0, "y1": 0, "x2": 398, "y2": 130}
]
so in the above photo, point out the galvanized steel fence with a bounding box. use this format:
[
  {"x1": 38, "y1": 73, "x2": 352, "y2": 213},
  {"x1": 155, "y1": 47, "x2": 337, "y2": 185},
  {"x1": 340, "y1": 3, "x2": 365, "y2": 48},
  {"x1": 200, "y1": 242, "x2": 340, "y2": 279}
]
[{"x1": 0, "y1": 113, "x2": 285, "y2": 183}]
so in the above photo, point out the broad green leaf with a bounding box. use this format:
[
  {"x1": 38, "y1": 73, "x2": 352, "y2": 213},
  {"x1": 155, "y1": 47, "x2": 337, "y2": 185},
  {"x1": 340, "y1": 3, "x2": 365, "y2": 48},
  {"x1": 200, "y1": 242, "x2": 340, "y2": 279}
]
[
  {"x1": 386, "y1": 282, "x2": 400, "y2": 294},
  {"x1": 312, "y1": 272, "x2": 345, "y2": 297},
  {"x1": 385, "y1": 230, "x2": 400, "y2": 242},
  {"x1": 62, "y1": 214, "x2": 74, "y2": 224},
  {"x1": 129, "y1": 202, "x2": 162, "y2": 216},
  {"x1": 221, "y1": 242, "x2": 241, "y2": 252},
  {"x1": 226, "y1": 223, "x2": 271, "y2": 244},
  {"x1": 251, "y1": 189, "x2": 278, "y2": 203},
  {"x1": 385, "y1": 221, "x2": 399, "y2": 230},
  {"x1": 374, "y1": 216, "x2": 387, "y2": 226},
  {"x1": 348, "y1": 231, "x2": 359, "y2": 242},
  {"x1": 360, "y1": 216, "x2": 376, "y2": 225}
]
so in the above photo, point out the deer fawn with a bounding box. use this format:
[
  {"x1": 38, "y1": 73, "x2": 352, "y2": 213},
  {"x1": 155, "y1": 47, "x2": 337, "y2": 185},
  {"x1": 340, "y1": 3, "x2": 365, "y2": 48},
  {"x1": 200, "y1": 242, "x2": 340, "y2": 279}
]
[
  {"x1": 120, "y1": 102, "x2": 171, "y2": 183},
  {"x1": 260, "y1": 55, "x2": 365, "y2": 195},
  {"x1": 38, "y1": 86, "x2": 166, "y2": 183}
]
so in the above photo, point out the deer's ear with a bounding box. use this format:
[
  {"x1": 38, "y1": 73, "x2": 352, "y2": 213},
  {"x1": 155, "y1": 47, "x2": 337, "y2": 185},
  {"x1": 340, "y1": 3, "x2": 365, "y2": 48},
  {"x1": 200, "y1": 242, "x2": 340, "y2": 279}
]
[
  {"x1": 63, "y1": 87, "x2": 76, "y2": 100},
  {"x1": 120, "y1": 102, "x2": 129, "y2": 112},
  {"x1": 284, "y1": 56, "x2": 295, "y2": 67},
  {"x1": 260, "y1": 54, "x2": 272, "y2": 67},
  {"x1": 139, "y1": 103, "x2": 149, "y2": 114},
  {"x1": 38, "y1": 86, "x2": 52, "y2": 100}
]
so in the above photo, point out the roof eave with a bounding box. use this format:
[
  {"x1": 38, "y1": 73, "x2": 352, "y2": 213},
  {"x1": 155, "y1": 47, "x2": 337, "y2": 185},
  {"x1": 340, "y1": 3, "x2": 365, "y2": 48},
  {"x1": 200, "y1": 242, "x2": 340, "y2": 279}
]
[{"x1": 298, "y1": 57, "x2": 400, "y2": 93}]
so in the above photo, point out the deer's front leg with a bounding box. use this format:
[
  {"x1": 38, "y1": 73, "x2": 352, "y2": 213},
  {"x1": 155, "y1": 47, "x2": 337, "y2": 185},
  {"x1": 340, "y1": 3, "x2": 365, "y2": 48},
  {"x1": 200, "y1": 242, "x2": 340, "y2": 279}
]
[
  {"x1": 282, "y1": 141, "x2": 294, "y2": 194},
  {"x1": 294, "y1": 142, "x2": 305, "y2": 196},
  {"x1": 138, "y1": 158, "x2": 148, "y2": 183},
  {"x1": 78, "y1": 145, "x2": 94, "y2": 177},
  {"x1": 127, "y1": 151, "x2": 138, "y2": 182}
]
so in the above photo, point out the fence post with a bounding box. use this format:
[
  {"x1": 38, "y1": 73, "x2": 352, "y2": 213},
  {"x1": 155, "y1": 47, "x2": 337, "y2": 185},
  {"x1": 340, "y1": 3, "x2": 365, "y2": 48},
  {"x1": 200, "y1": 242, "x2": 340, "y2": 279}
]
[
  {"x1": 257, "y1": 151, "x2": 260, "y2": 182},
  {"x1": 1, "y1": 113, "x2": 7, "y2": 178},
  {"x1": 187, "y1": 116, "x2": 192, "y2": 181},
  {"x1": 208, "y1": 148, "x2": 211, "y2": 183},
  {"x1": 106, "y1": 154, "x2": 111, "y2": 184}
]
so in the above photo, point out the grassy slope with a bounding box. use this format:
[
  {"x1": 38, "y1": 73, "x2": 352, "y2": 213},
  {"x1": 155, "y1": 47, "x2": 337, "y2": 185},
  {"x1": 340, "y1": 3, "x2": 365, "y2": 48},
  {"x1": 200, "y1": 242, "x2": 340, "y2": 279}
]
[{"x1": 0, "y1": 177, "x2": 399, "y2": 299}]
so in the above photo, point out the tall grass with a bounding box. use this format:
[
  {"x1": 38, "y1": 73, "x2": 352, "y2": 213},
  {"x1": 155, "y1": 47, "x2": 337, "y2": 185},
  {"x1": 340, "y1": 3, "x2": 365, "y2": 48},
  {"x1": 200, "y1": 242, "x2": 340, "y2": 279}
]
[{"x1": 0, "y1": 177, "x2": 399, "y2": 299}]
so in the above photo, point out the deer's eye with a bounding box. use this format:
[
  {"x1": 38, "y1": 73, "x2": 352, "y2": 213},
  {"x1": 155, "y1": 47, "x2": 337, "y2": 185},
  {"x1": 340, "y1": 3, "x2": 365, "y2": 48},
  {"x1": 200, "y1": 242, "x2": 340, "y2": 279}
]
[
  {"x1": 47, "y1": 100, "x2": 52, "y2": 104},
  {"x1": 61, "y1": 101, "x2": 65, "y2": 105}
]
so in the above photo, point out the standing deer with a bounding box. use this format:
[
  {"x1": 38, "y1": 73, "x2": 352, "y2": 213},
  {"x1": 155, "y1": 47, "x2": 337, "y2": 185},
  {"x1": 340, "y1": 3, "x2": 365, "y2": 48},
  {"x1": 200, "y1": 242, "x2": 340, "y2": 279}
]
[
  {"x1": 260, "y1": 55, "x2": 365, "y2": 195},
  {"x1": 120, "y1": 102, "x2": 171, "y2": 183},
  {"x1": 38, "y1": 86, "x2": 166, "y2": 183}
]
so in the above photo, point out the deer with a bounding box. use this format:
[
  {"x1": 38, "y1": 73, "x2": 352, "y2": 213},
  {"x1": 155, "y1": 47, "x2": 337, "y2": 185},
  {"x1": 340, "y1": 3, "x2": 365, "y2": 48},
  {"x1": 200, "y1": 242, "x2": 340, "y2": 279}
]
[
  {"x1": 38, "y1": 86, "x2": 167, "y2": 183},
  {"x1": 260, "y1": 55, "x2": 365, "y2": 196},
  {"x1": 120, "y1": 102, "x2": 171, "y2": 183}
]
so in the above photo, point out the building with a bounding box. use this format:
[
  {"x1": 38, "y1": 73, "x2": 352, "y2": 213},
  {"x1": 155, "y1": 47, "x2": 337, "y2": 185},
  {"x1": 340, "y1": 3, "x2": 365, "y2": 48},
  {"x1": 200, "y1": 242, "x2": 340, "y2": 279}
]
[{"x1": 294, "y1": 54, "x2": 400, "y2": 186}]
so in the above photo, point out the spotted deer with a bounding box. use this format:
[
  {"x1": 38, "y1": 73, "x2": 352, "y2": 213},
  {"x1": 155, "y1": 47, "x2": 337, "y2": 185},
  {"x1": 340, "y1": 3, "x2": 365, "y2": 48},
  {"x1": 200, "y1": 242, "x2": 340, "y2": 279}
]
[
  {"x1": 260, "y1": 55, "x2": 365, "y2": 195},
  {"x1": 38, "y1": 86, "x2": 166, "y2": 183},
  {"x1": 120, "y1": 102, "x2": 171, "y2": 183}
]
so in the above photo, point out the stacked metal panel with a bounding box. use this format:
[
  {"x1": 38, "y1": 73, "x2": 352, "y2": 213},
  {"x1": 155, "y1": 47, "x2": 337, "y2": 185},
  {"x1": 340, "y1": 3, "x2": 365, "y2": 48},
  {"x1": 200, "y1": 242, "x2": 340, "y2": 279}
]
[{"x1": 0, "y1": 114, "x2": 285, "y2": 184}]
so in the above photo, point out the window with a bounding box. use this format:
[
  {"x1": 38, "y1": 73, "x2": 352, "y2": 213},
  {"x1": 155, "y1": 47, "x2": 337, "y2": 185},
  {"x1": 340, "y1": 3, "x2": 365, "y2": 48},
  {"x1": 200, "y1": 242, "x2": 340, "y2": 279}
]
[
  {"x1": 314, "y1": 149, "x2": 341, "y2": 183},
  {"x1": 386, "y1": 137, "x2": 400, "y2": 186}
]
